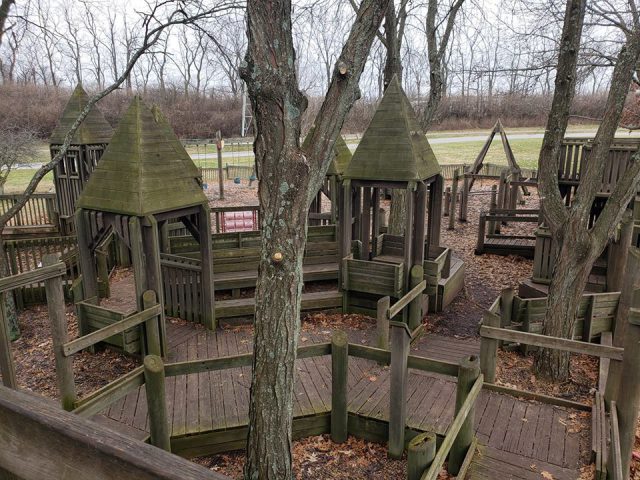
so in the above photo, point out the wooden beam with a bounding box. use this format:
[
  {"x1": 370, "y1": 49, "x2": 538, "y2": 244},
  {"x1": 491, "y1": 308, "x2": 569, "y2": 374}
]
[
  {"x1": 199, "y1": 205, "x2": 216, "y2": 330},
  {"x1": 0, "y1": 385, "x2": 225, "y2": 480},
  {"x1": 388, "y1": 323, "x2": 410, "y2": 459},
  {"x1": 0, "y1": 262, "x2": 66, "y2": 294},
  {"x1": 63, "y1": 305, "x2": 162, "y2": 357},
  {"x1": 479, "y1": 326, "x2": 624, "y2": 360}
]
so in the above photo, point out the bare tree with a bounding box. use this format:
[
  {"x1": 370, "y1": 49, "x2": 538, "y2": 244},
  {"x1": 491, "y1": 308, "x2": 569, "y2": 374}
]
[
  {"x1": 534, "y1": 0, "x2": 640, "y2": 381},
  {"x1": 240, "y1": 0, "x2": 389, "y2": 477},
  {"x1": 0, "y1": 0, "x2": 15, "y2": 45}
]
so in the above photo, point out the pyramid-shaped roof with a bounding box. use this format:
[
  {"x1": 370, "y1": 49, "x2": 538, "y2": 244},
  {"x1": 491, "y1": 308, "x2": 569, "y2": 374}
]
[
  {"x1": 49, "y1": 84, "x2": 114, "y2": 145},
  {"x1": 77, "y1": 97, "x2": 208, "y2": 216},
  {"x1": 302, "y1": 128, "x2": 352, "y2": 176},
  {"x1": 344, "y1": 76, "x2": 441, "y2": 182},
  {"x1": 150, "y1": 105, "x2": 201, "y2": 180}
]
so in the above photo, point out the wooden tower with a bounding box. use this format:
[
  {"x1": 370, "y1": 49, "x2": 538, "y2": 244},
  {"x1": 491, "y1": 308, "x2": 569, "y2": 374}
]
[
  {"x1": 340, "y1": 76, "x2": 463, "y2": 315},
  {"x1": 304, "y1": 129, "x2": 352, "y2": 225},
  {"x1": 75, "y1": 97, "x2": 215, "y2": 352},
  {"x1": 49, "y1": 84, "x2": 114, "y2": 234}
]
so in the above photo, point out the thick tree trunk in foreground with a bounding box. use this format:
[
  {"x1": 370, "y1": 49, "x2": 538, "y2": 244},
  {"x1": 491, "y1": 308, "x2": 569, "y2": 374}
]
[
  {"x1": 241, "y1": 1, "x2": 389, "y2": 478},
  {"x1": 534, "y1": 0, "x2": 640, "y2": 380}
]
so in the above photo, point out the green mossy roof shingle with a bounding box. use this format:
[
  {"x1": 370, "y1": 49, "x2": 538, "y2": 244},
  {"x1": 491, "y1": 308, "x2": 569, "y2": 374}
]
[
  {"x1": 302, "y1": 128, "x2": 353, "y2": 176},
  {"x1": 77, "y1": 96, "x2": 207, "y2": 216},
  {"x1": 344, "y1": 76, "x2": 441, "y2": 182},
  {"x1": 49, "y1": 84, "x2": 114, "y2": 145}
]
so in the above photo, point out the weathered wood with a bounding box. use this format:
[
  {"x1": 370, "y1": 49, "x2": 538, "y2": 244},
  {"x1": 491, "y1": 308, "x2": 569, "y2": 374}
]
[
  {"x1": 500, "y1": 288, "x2": 514, "y2": 327},
  {"x1": 480, "y1": 325, "x2": 624, "y2": 360},
  {"x1": 443, "y1": 187, "x2": 451, "y2": 216},
  {"x1": 475, "y1": 212, "x2": 486, "y2": 255},
  {"x1": 482, "y1": 382, "x2": 591, "y2": 410},
  {"x1": 479, "y1": 311, "x2": 500, "y2": 383},
  {"x1": 199, "y1": 205, "x2": 216, "y2": 330},
  {"x1": 599, "y1": 332, "x2": 612, "y2": 393},
  {"x1": 426, "y1": 175, "x2": 443, "y2": 250},
  {"x1": 0, "y1": 385, "x2": 225, "y2": 480},
  {"x1": 42, "y1": 255, "x2": 76, "y2": 410},
  {"x1": 0, "y1": 261, "x2": 67, "y2": 294},
  {"x1": 0, "y1": 293, "x2": 16, "y2": 389},
  {"x1": 459, "y1": 171, "x2": 470, "y2": 222},
  {"x1": 408, "y1": 266, "x2": 425, "y2": 330},
  {"x1": 63, "y1": 304, "x2": 162, "y2": 357},
  {"x1": 75, "y1": 209, "x2": 98, "y2": 338},
  {"x1": 331, "y1": 331, "x2": 348, "y2": 443},
  {"x1": 488, "y1": 185, "x2": 497, "y2": 234},
  {"x1": 144, "y1": 355, "x2": 171, "y2": 452},
  {"x1": 389, "y1": 323, "x2": 410, "y2": 459},
  {"x1": 377, "y1": 296, "x2": 390, "y2": 350},
  {"x1": 73, "y1": 366, "x2": 145, "y2": 418},
  {"x1": 608, "y1": 401, "x2": 624, "y2": 480},
  {"x1": 615, "y1": 295, "x2": 640, "y2": 476},
  {"x1": 421, "y1": 375, "x2": 483, "y2": 480},
  {"x1": 448, "y1": 169, "x2": 459, "y2": 230},
  {"x1": 449, "y1": 355, "x2": 480, "y2": 475},
  {"x1": 143, "y1": 290, "x2": 163, "y2": 357},
  {"x1": 582, "y1": 295, "x2": 596, "y2": 342},
  {"x1": 389, "y1": 279, "x2": 426, "y2": 320},
  {"x1": 407, "y1": 432, "x2": 436, "y2": 480}
]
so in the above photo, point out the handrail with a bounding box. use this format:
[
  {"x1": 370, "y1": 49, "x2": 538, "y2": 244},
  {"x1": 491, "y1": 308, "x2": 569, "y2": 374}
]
[
  {"x1": 0, "y1": 261, "x2": 67, "y2": 293},
  {"x1": 479, "y1": 325, "x2": 624, "y2": 360},
  {"x1": 388, "y1": 280, "x2": 426, "y2": 319},
  {"x1": 63, "y1": 305, "x2": 162, "y2": 357},
  {"x1": 421, "y1": 374, "x2": 484, "y2": 480}
]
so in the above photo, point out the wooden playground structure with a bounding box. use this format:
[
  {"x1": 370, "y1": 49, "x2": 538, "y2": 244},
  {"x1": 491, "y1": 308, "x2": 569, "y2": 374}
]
[{"x1": 2, "y1": 82, "x2": 640, "y2": 480}]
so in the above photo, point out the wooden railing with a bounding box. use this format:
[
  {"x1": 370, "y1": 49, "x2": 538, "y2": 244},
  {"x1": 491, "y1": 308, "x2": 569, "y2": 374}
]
[
  {"x1": 0, "y1": 193, "x2": 58, "y2": 228},
  {"x1": 0, "y1": 385, "x2": 226, "y2": 480},
  {"x1": 160, "y1": 253, "x2": 203, "y2": 324},
  {"x1": 475, "y1": 209, "x2": 540, "y2": 256}
]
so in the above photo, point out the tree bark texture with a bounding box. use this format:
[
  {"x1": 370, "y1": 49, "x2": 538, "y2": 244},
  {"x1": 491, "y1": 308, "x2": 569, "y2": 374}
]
[
  {"x1": 240, "y1": 1, "x2": 389, "y2": 478},
  {"x1": 535, "y1": 0, "x2": 640, "y2": 380}
]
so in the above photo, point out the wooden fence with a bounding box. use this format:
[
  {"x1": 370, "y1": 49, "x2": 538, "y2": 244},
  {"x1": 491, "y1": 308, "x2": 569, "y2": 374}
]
[
  {"x1": 160, "y1": 253, "x2": 203, "y2": 324},
  {"x1": 0, "y1": 193, "x2": 58, "y2": 229},
  {"x1": 67, "y1": 327, "x2": 482, "y2": 479}
]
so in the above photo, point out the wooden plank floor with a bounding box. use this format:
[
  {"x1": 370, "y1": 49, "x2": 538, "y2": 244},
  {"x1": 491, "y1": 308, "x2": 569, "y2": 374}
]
[{"x1": 103, "y1": 322, "x2": 590, "y2": 477}]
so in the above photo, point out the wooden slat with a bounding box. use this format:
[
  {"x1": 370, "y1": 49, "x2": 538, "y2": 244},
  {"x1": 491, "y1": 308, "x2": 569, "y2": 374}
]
[
  {"x1": 63, "y1": 305, "x2": 162, "y2": 356},
  {"x1": 0, "y1": 262, "x2": 67, "y2": 293},
  {"x1": 480, "y1": 326, "x2": 624, "y2": 360}
]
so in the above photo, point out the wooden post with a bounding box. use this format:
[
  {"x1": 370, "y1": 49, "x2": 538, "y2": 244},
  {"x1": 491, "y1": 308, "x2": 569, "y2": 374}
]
[
  {"x1": 413, "y1": 182, "x2": 428, "y2": 267},
  {"x1": 75, "y1": 209, "x2": 97, "y2": 337},
  {"x1": 377, "y1": 296, "x2": 390, "y2": 350},
  {"x1": 199, "y1": 205, "x2": 216, "y2": 330},
  {"x1": 361, "y1": 187, "x2": 372, "y2": 259},
  {"x1": 475, "y1": 213, "x2": 487, "y2": 255},
  {"x1": 480, "y1": 311, "x2": 500, "y2": 383},
  {"x1": 407, "y1": 432, "x2": 436, "y2": 480},
  {"x1": 606, "y1": 248, "x2": 640, "y2": 405},
  {"x1": 0, "y1": 293, "x2": 16, "y2": 389},
  {"x1": 339, "y1": 180, "x2": 352, "y2": 263},
  {"x1": 443, "y1": 187, "x2": 451, "y2": 216},
  {"x1": 389, "y1": 322, "x2": 410, "y2": 459},
  {"x1": 607, "y1": 213, "x2": 634, "y2": 293},
  {"x1": 43, "y1": 254, "x2": 76, "y2": 411},
  {"x1": 614, "y1": 289, "x2": 640, "y2": 477},
  {"x1": 372, "y1": 188, "x2": 381, "y2": 239},
  {"x1": 459, "y1": 171, "x2": 470, "y2": 222},
  {"x1": 143, "y1": 355, "x2": 171, "y2": 452},
  {"x1": 159, "y1": 220, "x2": 171, "y2": 254},
  {"x1": 403, "y1": 187, "x2": 415, "y2": 289},
  {"x1": 500, "y1": 288, "x2": 514, "y2": 328},
  {"x1": 143, "y1": 290, "x2": 162, "y2": 357},
  {"x1": 331, "y1": 330, "x2": 348, "y2": 443},
  {"x1": 96, "y1": 250, "x2": 109, "y2": 298},
  {"x1": 330, "y1": 176, "x2": 339, "y2": 225},
  {"x1": 448, "y1": 170, "x2": 459, "y2": 230},
  {"x1": 449, "y1": 355, "x2": 480, "y2": 475},
  {"x1": 426, "y1": 175, "x2": 443, "y2": 252},
  {"x1": 409, "y1": 265, "x2": 424, "y2": 331},
  {"x1": 352, "y1": 187, "x2": 361, "y2": 241},
  {"x1": 216, "y1": 131, "x2": 225, "y2": 200},
  {"x1": 497, "y1": 170, "x2": 507, "y2": 212},
  {"x1": 488, "y1": 185, "x2": 497, "y2": 235}
]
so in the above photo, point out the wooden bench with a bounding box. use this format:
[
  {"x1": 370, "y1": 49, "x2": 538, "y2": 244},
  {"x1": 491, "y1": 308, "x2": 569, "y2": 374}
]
[
  {"x1": 475, "y1": 209, "x2": 540, "y2": 258},
  {"x1": 372, "y1": 234, "x2": 464, "y2": 312}
]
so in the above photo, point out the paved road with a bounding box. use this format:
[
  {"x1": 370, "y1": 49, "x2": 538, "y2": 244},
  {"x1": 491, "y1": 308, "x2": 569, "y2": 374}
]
[{"x1": 189, "y1": 131, "x2": 605, "y2": 160}]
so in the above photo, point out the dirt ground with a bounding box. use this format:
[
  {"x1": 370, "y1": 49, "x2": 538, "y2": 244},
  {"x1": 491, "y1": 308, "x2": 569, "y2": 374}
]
[{"x1": 7, "y1": 177, "x2": 640, "y2": 479}]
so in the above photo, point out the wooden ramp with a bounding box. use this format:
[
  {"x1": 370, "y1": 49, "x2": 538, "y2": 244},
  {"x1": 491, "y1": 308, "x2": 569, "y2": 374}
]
[{"x1": 100, "y1": 323, "x2": 589, "y2": 476}]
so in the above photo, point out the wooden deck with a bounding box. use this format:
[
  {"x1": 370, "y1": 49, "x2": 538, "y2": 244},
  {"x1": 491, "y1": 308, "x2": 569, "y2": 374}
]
[{"x1": 99, "y1": 323, "x2": 590, "y2": 477}]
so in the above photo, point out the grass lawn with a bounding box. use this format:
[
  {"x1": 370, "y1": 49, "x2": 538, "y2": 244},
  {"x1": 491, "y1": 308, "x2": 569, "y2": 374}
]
[{"x1": 3, "y1": 169, "x2": 54, "y2": 194}]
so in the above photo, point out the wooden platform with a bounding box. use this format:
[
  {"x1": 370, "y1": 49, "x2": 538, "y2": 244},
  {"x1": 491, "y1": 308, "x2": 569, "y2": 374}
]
[
  {"x1": 482, "y1": 237, "x2": 536, "y2": 259},
  {"x1": 215, "y1": 290, "x2": 342, "y2": 319},
  {"x1": 100, "y1": 323, "x2": 590, "y2": 476}
]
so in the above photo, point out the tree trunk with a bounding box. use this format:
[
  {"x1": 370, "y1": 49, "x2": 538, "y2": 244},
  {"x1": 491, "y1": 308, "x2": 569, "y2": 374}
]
[
  {"x1": 388, "y1": 190, "x2": 407, "y2": 235},
  {"x1": 240, "y1": 1, "x2": 390, "y2": 478},
  {"x1": 534, "y1": 218, "x2": 595, "y2": 380}
]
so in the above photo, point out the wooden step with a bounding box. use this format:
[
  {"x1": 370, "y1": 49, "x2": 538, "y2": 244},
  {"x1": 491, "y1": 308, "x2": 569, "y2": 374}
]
[{"x1": 216, "y1": 290, "x2": 342, "y2": 319}]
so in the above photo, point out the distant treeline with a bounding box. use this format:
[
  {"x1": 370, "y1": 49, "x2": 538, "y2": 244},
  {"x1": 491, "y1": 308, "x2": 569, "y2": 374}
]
[{"x1": 0, "y1": 84, "x2": 609, "y2": 140}]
